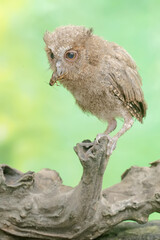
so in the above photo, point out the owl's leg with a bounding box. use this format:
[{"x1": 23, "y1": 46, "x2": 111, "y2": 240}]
[
  {"x1": 96, "y1": 119, "x2": 117, "y2": 142},
  {"x1": 107, "y1": 116, "x2": 134, "y2": 155},
  {"x1": 104, "y1": 119, "x2": 117, "y2": 135}
]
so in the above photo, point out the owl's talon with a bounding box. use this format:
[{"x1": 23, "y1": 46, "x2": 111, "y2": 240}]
[
  {"x1": 107, "y1": 136, "x2": 118, "y2": 155},
  {"x1": 95, "y1": 134, "x2": 117, "y2": 155},
  {"x1": 95, "y1": 133, "x2": 107, "y2": 143}
]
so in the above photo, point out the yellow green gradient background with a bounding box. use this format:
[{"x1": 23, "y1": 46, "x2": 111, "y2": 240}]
[{"x1": 0, "y1": 0, "x2": 160, "y2": 220}]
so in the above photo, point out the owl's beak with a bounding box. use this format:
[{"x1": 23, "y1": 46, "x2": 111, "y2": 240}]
[
  {"x1": 49, "y1": 60, "x2": 66, "y2": 86},
  {"x1": 56, "y1": 61, "x2": 64, "y2": 77}
]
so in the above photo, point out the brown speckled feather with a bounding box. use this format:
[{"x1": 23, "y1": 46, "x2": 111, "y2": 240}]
[{"x1": 105, "y1": 42, "x2": 147, "y2": 122}]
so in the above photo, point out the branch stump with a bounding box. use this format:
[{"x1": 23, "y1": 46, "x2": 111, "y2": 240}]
[{"x1": 0, "y1": 137, "x2": 160, "y2": 239}]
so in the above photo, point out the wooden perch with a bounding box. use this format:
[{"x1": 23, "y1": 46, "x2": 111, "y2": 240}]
[
  {"x1": 0, "y1": 136, "x2": 160, "y2": 240},
  {"x1": 97, "y1": 221, "x2": 160, "y2": 239}
]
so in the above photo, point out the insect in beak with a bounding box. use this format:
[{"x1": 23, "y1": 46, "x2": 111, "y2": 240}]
[{"x1": 49, "y1": 73, "x2": 67, "y2": 86}]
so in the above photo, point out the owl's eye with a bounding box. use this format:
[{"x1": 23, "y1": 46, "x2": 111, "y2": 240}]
[
  {"x1": 65, "y1": 50, "x2": 78, "y2": 61},
  {"x1": 50, "y1": 52, "x2": 54, "y2": 59}
]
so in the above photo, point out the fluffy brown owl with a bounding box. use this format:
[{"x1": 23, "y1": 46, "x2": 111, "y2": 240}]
[{"x1": 44, "y1": 25, "x2": 147, "y2": 155}]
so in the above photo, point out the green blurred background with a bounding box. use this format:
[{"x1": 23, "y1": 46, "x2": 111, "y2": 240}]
[{"x1": 0, "y1": 0, "x2": 160, "y2": 220}]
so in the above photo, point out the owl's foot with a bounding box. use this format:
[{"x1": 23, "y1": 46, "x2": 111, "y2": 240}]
[
  {"x1": 106, "y1": 136, "x2": 118, "y2": 155},
  {"x1": 95, "y1": 134, "x2": 117, "y2": 156},
  {"x1": 95, "y1": 133, "x2": 107, "y2": 143}
]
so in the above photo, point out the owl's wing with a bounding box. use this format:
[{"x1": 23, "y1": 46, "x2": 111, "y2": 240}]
[{"x1": 104, "y1": 43, "x2": 147, "y2": 122}]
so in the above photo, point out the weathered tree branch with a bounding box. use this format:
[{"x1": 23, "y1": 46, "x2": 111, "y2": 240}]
[
  {"x1": 97, "y1": 221, "x2": 160, "y2": 239},
  {"x1": 0, "y1": 136, "x2": 160, "y2": 239}
]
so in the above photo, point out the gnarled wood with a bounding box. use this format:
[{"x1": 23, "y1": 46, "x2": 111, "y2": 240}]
[
  {"x1": 0, "y1": 137, "x2": 160, "y2": 239},
  {"x1": 97, "y1": 221, "x2": 160, "y2": 239}
]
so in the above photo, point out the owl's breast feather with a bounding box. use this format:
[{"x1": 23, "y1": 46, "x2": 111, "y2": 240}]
[{"x1": 61, "y1": 77, "x2": 122, "y2": 120}]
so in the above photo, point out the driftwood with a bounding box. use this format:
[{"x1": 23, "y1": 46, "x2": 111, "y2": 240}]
[
  {"x1": 97, "y1": 221, "x2": 160, "y2": 239},
  {"x1": 0, "y1": 136, "x2": 160, "y2": 239}
]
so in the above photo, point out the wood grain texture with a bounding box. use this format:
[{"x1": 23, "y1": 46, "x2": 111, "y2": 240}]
[
  {"x1": 97, "y1": 221, "x2": 160, "y2": 240},
  {"x1": 0, "y1": 137, "x2": 160, "y2": 239}
]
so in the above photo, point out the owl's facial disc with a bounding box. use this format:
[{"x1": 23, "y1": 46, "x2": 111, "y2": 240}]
[{"x1": 55, "y1": 49, "x2": 78, "y2": 78}]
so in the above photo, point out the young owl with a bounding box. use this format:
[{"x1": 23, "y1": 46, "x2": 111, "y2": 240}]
[{"x1": 44, "y1": 25, "x2": 147, "y2": 155}]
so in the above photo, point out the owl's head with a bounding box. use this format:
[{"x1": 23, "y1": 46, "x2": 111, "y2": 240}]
[{"x1": 44, "y1": 25, "x2": 102, "y2": 81}]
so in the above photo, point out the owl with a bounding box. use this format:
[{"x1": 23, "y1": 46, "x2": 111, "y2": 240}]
[{"x1": 43, "y1": 25, "x2": 147, "y2": 155}]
